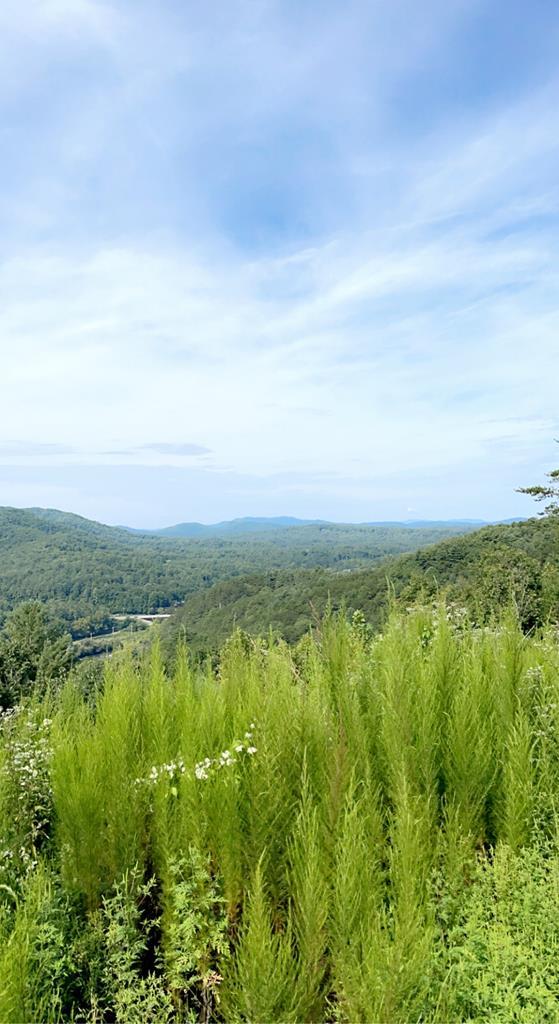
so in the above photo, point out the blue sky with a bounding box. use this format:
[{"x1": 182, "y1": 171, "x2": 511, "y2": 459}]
[{"x1": 0, "y1": 0, "x2": 558, "y2": 527}]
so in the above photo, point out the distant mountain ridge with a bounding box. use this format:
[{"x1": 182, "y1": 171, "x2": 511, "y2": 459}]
[
  {"x1": 125, "y1": 515, "x2": 526, "y2": 538},
  {"x1": 3, "y1": 507, "x2": 528, "y2": 541},
  {"x1": 125, "y1": 516, "x2": 329, "y2": 537}
]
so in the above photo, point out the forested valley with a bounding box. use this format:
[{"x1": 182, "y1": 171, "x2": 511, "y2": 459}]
[
  {"x1": 0, "y1": 507, "x2": 478, "y2": 638},
  {"x1": 162, "y1": 517, "x2": 559, "y2": 656}
]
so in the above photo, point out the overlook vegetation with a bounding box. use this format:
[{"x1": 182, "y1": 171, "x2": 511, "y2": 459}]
[
  {"x1": 0, "y1": 507, "x2": 478, "y2": 637},
  {"x1": 1, "y1": 608, "x2": 559, "y2": 1021}
]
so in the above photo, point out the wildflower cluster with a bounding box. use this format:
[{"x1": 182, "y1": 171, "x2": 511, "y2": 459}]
[
  {"x1": 136, "y1": 725, "x2": 258, "y2": 791},
  {"x1": 409, "y1": 602, "x2": 470, "y2": 649},
  {"x1": 350, "y1": 609, "x2": 374, "y2": 644},
  {"x1": 194, "y1": 724, "x2": 257, "y2": 781},
  {"x1": 135, "y1": 757, "x2": 186, "y2": 788},
  {"x1": 0, "y1": 706, "x2": 54, "y2": 876},
  {"x1": 431, "y1": 602, "x2": 469, "y2": 630}
]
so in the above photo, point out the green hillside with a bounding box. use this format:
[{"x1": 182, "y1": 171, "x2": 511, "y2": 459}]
[
  {"x1": 0, "y1": 507, "x2": 476, "y2": 635},
  {"x1": 163, "y1": 517, "x2": 559, "y2": 654}
]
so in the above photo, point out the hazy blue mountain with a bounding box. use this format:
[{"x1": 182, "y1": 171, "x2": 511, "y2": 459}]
[
  {"x1": 127, "y1": 515, "x2": 528, "y2": 537},
  {"x1": 133, "y1": 516, "x2": 329, "y2": 537}
]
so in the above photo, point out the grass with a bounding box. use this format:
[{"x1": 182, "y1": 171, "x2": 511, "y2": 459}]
[{"x1": 0, "y1": 603, "x2": 559, "y2": 1021}]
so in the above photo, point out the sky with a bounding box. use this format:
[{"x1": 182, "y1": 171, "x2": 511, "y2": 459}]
[{"x1": 0, "y1": 0, "x2": 558, "y2": 527}]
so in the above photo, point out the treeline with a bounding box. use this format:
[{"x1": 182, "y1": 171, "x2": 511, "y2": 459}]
[
  {"x1": 0, "y1": 507, "x2": 475, "y2": 637},
  {"x1": 163, "y1": 517, "x2": 559, "y2": 654},
  {"x1": 1, "y1": 609, "x2": 559, "y2": 1020}
]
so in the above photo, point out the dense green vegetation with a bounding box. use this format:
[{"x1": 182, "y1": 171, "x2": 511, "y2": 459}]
[
  {"x1": 0, "y1": 603, "x2": 72, "y2": 709},
  {"x1": 2, "y1": 608, "x2": 559, "y2": 1021},
  {"x1": 164, "y1": 517, "x2": 559, "y2": 654},
  {"x1": 0, "y1": 507, "x2": 477, "y2": 636}
]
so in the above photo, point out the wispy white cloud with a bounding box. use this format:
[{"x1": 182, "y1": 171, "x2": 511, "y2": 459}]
[
  {"x1": 0, "y1": 1, "x2": 558, "y2": 522},
  {"x1": 0, "y1": 441, "x2": 75, "y2": 457}
]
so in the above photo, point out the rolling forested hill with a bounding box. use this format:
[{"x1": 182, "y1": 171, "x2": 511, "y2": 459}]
[
  {"x1": 163, "y1": 517, "x2": 559, "y2": 654},
  {"x1": 127, "y1": 515, "x2": 492, "y2": 538},
  {"x1": 0, "y1": 507, "x2": 478, "y2": 635}
]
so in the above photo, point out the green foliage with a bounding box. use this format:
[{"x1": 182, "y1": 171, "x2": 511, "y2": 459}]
[
  {"x1": 220, "y1": 861, "x2": 299, "y2": 1023},
  {"x1": 287, "y1": 773, "x2": 330, "y2": 1020},
  {"x1": 437, "y1": 843, "x2": 559, "y2": 1022},
  {"x1": 473, "y1": 546, "x2": 543, "y2": 629},
  {"x1": 0, "y1": 602, "x2": 72, "y2": 707},
  {"x1": 0, "y1": 865, "x2": 72, "y2": 1023},
  {"x1": 0, "y1": 609, "x2": 559, "y2": 1019},
  {"x1": 0, "y1": 705, "x2": 54, "y2": 883},
  {"x1": 96, "y1": 869, "x2": 173, "y2": 1024},
  {"x1": 161, "y1": 850, "x2": 230, "y2": 1019}
]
